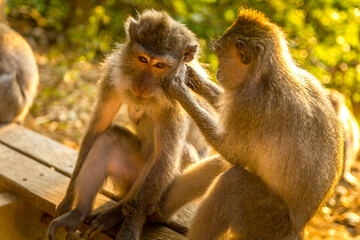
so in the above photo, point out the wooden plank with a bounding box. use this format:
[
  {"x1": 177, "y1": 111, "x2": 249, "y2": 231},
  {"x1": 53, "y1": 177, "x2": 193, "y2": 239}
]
[
  {"x1": 0, "y1": 192, "x2": 19, "y2": 208},
  {"x1": 0, "y1": 143, "x2": 113, "y2": 215},
  {"x1": 0, "y1": 192, "x2": 51, "y2": 240},
  {"x1": 0, "y1": 143, "x2": 184, "y2": 239},
  {"x1": 0, "y1": 123, "x2": 195, "y2": 233},
  {"x1": 0, "y1": 123, "x2": 77, "y2": 177}
]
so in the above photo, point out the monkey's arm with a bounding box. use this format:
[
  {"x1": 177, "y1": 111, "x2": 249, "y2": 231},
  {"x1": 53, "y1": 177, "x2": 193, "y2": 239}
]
[
  {"x1": 165, "y1": 78, "x2": 235, "y2": 163},
  {"x1": 117, "y1": 106, "x2": 189, "y2": 239},
  {"x1": 186, "y1": 65, "x2": 223, "y2": 109},
  {"x1": 56, "y1": 78, "x2": 122, "y2": 216}
]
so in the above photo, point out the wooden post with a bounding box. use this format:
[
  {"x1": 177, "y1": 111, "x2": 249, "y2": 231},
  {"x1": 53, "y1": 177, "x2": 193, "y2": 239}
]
[{"x1": 0, "y1": 0, "x2": 5, "y2": 23}]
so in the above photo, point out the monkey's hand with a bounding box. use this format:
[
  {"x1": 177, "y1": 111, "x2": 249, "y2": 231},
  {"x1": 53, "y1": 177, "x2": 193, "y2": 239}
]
[
  {"x1": 163, "y1": 75, "x2": 190, "y2": 101},
  {"x1": 54, "y1": 197, "x2": 73, "y2": 217},
  {"x1": 185, "y1": 64, "x2": 200, "y2": 91},
  {"x1": 84, "y1": 204, "x2": 125, "y2": 239},
  {"x1": 46, "y1": 209, "x2": 84, "y2": 240}
]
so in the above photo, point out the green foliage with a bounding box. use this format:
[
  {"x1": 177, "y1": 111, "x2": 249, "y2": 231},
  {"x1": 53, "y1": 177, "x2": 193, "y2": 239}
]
[{"x1": 6, "y1": 0, "x2": 360, "y2": 115}]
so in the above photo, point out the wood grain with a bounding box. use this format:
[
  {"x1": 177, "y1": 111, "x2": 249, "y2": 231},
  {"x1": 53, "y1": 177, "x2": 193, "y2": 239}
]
[{"x1": 0, "y1": 123, "x2": 77, "y2": 176}]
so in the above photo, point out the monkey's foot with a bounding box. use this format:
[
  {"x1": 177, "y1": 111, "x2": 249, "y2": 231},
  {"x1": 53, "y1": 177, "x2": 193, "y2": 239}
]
[
  {"x1": 147, "y1": 206, "x2": 168, "y2": 224},
  {"x1": 116, "y1": 228, "x2": 140, "y2": 240},
  {"x1": 122, "y1": 199, "x2": 138, "y2": 217},
  {"x1": 85, "y1": 205, "x2": 125, "y2": 239},
  {"x1": 146, "y1": 203, "x2": 156, "y2": 216},
  {"x1": 46, "y1": 209, "x2": 84, "y2": 240},
  {"x1": 115, "y1": 216, "x2": 143, "y2": 240}
]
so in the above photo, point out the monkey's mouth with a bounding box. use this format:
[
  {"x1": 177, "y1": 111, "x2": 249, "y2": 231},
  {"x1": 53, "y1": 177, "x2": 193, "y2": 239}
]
[{"x1": 135, "y1": 96, "x2": 151, "y2": 102}]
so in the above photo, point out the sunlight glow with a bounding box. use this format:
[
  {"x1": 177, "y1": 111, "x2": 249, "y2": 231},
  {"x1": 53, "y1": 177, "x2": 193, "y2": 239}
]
[
  {"x1": 354, "y1": 8, "x2": 360, "y2": 17},
  {"x1": 331, "y1": 12, "x2": 340, "y2": 20}
]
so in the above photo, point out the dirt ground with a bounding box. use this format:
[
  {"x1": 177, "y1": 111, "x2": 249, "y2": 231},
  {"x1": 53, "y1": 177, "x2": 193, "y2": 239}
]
[{"x1": 22, "y1": 41, "x2": 360, "y2": 240}]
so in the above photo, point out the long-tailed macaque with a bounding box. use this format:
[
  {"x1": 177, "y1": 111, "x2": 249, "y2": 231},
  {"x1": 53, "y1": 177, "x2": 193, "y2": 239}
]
[
  {"x1": 161, "y1": 9, "x2": 344, "y2": 240},
  {"x1": 325, "y1": 89, "x2": 360, "y2": 185},
  {"x1": 0, "y1": 23, "x2": 39, "y2": 123},
  {"x1": 46, "y1": 10, "x2": 213, "y2": 240}
]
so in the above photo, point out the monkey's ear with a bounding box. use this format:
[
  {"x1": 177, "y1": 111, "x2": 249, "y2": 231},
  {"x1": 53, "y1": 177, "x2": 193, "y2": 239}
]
[
  {"x1": 235, "y1": 40, "x2": 251, "y2": 65},
  {"x1": 125, "y1": 17, "x2": 138, "y2": 40},
  {"x1": 184, "y1": 45, "x2": 198, "y2": 62}
]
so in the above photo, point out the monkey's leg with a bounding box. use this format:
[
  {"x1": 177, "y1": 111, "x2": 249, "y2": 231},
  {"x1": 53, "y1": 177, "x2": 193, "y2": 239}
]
[
  {"x1": 56, "y1": 79, "x2": 122, "y2": 217},
  {"x1": 158, "y1": 154, "x2": 229, "y2": 220},
  {"x1": 187, "y1": 166, "x2": 295, "y2": 240},
  {"x1": 83, "y1": 125, "x2": 143, "y2": 239},
  {"x1": 179, "y1": 142, "x2": 200, "y2": 170},
  {"x1": 115, "y1": 107, "x2": 189, "y2": 240},
  {"x1": 47, "y1": 126, "x2": 141, "y2": 240},
  {"x1": 0, "y1": 73, "x2": 26, "y2": 123}
]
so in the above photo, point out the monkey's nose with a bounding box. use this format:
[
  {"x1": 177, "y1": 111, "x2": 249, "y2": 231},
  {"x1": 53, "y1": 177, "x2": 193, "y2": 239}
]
[
  {"x1": 132, "y1": 86, "x2": 151, "y2": 101},
  {"x1": 132, "y1": 85, "x2": 148, "y2": 96}
]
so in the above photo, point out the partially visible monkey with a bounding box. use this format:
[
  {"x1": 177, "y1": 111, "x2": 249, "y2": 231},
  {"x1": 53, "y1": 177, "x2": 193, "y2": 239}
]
[
  {"x1": 0, "y1": 23, "x2": 39, "y2": 123},
  {"x1": 46, "y1": 10, "x2": 213, "y2": 240},
  {"x1": 325, "y1": 89, "x2": 359, "y2": 185},
  {"x1": 161, "y1": 8, "x2": 344, "y2": 240}
]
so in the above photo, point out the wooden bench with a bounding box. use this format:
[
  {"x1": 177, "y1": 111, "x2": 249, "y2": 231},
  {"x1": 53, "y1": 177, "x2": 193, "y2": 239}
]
[{"x1": 0, "y1": 123, "x2": 196, "y2": 239}]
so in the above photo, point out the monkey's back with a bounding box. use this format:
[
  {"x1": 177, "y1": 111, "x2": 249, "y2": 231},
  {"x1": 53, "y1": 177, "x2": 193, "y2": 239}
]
[
  {"x1": 224, "y1": 69, "x2": 343, "y2": 230},
  {"x1": 271, "y1": 72, "x2": 342, "y2": 228},
  {"x1": 0, "y1": 23, "x2": 39, "y2": 122}
]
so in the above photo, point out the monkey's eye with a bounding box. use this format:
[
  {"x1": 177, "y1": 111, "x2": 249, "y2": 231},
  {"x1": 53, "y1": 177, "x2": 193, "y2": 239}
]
[
  {"x1": 138, "y1": 56, "x2": 148, "y2": 63},
  {"x1": 155, "y1": 62, "x2": 166, "y2": 69}
]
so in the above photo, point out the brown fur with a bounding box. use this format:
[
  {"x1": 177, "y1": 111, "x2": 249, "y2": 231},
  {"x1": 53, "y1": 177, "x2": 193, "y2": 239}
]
[
  {"x1": 0, "y1": 23, "x2": 38, "y2": 123},
  {"x1": 162, "y1": 8, "x2": 343, "y2": 240},
  {"x1": 47, "y1": 10, "x2": 210, "y2": 240}
]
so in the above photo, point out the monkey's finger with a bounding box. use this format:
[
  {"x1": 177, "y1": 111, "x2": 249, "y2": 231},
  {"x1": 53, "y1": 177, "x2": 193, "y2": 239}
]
[
  {"x1": 86, "y1": 223, "x2": 104, "y2": 239},
  {"x1": 46, "y1": 230, "x2": 57, "y2": 240},
  {"x1": 84, "y1": 213, "x2": 99, "y2": 224},
  {"x1": 66, "y1": 231, "x2": 76, "y2": 240},
  {"x1": 122, "y1": 201, "x2": 137, "y2": 217},
  {"x1": 46, "y1": 222, "x2": 59, "y2": 240},
  {"x1": 85, "y1": 221, "x2": 101, "y2": 239}
]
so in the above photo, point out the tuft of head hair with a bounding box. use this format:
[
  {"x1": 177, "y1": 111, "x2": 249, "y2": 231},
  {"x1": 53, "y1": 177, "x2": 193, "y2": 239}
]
[
  {"x1": 214, "y1": 8, "x2": 289, "y2": 68},
  {"x1": 125, "y1": 9, "x2": 198, "y2": 58},
  {"x1": 220, "y1": 8, "x2": 280, "y2": 42},
  {"x1": 236, "y1": 8, "x2": 270, "y2": 26}
]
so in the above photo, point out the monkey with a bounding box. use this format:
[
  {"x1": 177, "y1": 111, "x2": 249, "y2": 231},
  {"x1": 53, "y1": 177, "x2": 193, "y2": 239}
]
[
  {"x1": 46, "y1": 10, "x2": 212, "y2": 240},
  {"x1": 325, "y1": 89, "x2": 360, "y2": 185},
  {"x1": 0, "y1": 23, "x2": 39, "y2": 123},
  {"x1": 161, "y1": 8, "x2": 344, "y2": 240}
]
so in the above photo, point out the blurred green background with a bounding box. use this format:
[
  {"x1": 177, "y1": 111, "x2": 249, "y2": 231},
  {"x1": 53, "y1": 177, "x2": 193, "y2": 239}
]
[{"x1": 4, "y1": 0, "x2": 360, "y2": 124}]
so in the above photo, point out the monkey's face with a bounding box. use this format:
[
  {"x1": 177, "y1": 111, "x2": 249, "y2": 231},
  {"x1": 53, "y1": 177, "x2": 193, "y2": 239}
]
[
  {"x1": 128, "y1": 44, "x2": 186, "y2": 105},
  {"x1": 215, "y1": 44, "x2": 252, "y2": 89}
]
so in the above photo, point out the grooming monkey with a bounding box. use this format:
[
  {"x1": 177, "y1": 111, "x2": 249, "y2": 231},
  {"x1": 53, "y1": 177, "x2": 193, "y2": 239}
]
[
  {"x1": 162, "y1": 9, "x2": 343, "y2": 239},
  {"x1": 46, "y1": 10, "x2": 212, "y2": 240},
  {"x1": 0, "y1": 23, "x2": 39, "y2": 123},
  {"x1": 325, "y1": 89, "x2": 360, "y2": 185}
]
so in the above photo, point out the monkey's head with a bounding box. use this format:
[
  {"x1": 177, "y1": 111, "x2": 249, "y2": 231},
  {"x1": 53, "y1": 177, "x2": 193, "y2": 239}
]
[
  {"x1": 120, "y1": 10, "x2": 198, "y2": 107},
  {"x1": 213, "y1": 8, "x2": 288, "y2": 89}
]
